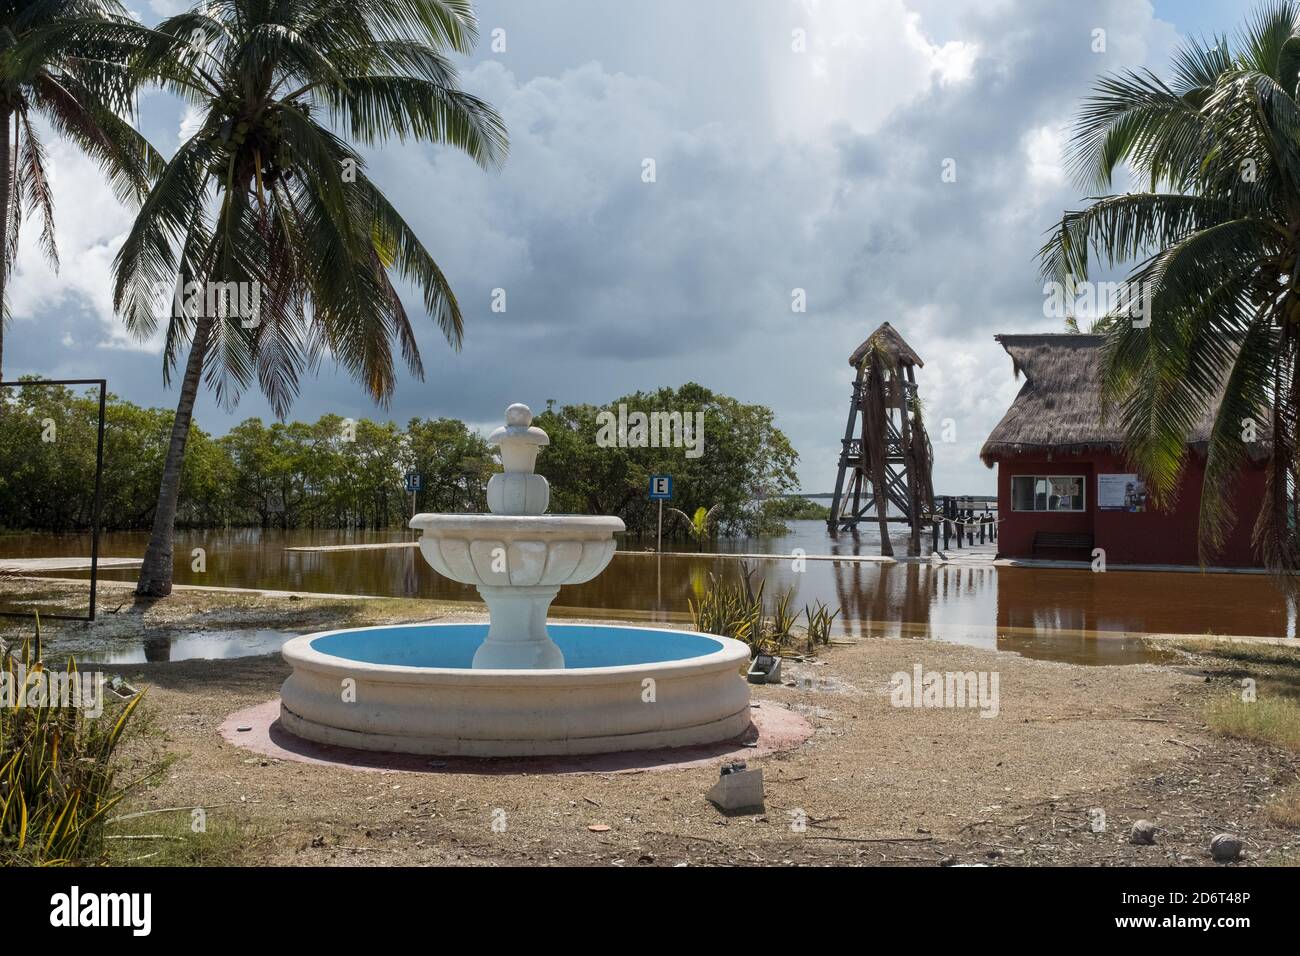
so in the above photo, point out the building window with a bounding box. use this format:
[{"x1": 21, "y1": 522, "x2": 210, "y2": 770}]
[{"x1": 1011, "y1": 475, "x2": 1085, "y2": 512}]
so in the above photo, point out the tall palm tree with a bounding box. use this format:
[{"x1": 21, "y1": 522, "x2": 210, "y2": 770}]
[
  {"x1": 1041, "y1": 0, "x2": 1300, "y2": 574},
  {"x1": 0, "y1": 0, "x2": 160, "y2": 378},
  {"x1": 115, "y1": 0, "x2": 506, "y2": 596}
]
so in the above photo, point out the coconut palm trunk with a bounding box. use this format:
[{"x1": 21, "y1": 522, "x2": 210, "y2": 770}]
[
  {"x1": 134, "y1": 317, "x2": 212, "y2": 596},
  {"x1": 0, "y1": 109, "x2": 10, "y2": 380}
]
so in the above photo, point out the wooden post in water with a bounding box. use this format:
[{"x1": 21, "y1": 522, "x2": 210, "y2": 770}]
[{"x1": 861, "y1": 352, "x2": 894, "y2": 557}]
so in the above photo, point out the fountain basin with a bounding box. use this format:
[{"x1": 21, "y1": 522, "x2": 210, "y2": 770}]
[
  {"x1": 409, "y1": 514, "x2": 624, "y2": 588},
  {"x1": 279, "y1": 623, "x2": 752, "y2": 756}
]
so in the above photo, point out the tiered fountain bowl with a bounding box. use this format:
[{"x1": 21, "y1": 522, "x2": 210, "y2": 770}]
[{"x1": 279, "y1": 403, "x2": 751, "y2": 757}]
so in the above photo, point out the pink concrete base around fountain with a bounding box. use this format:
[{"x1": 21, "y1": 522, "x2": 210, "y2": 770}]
[{"x1": 220, "y1": 698, "x2": 813, "y2": 775}]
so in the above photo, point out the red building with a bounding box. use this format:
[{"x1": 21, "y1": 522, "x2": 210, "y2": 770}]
[{"x1": 980, "y1": 334, "x2": 1267, "y2": 568}]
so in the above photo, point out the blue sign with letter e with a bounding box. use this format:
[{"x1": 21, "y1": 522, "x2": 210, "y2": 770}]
[
  {"x1": 648, "y1": 475, "x2": 673, "y2": 500},
  {"x1": 405, "y1": 472, "x2": 423, "y2": 492}
]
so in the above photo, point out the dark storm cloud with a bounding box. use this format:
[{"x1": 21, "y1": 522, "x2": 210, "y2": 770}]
[{"x1": 10, "y1": 0, "x2": 1187, "y2": 494}]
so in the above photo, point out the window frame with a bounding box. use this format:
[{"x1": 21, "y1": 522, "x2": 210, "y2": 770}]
[{"x1": 1009, "y1": 474, "x2": 1087, "y2": 513}]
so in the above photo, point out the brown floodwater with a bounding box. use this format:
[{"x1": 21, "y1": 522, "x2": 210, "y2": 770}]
[{"x1": 3, "y1": 522, "x2": 1294, "y2": 666}]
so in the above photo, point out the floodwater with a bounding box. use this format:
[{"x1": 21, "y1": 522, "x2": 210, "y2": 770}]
[
  {"x1": 2, "y1": 522, "x2": 1295, "y2": 666},
  {"x1": 74, "y1": 629, "x2": 293, "y2": 664}
]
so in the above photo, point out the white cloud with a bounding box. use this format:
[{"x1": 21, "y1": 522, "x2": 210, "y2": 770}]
[
  {"x1": 1024, "y1": 124, "x2": 1067, "y2": 188},
  {"x1": 904, "y1": 12, "x2": 978, "y2": 85},
  {"x1": 9, "y1": 127, "x2": 141, "y2": 350},
  {"x1": 178, "y1": 105, "x2": 205, "y2": 146},
  {"x1": 770, "y1": 0, "x2": 979, "y2": 137},
  {"x1": 7, "y1": 0, "x2": 1188, "y2": 496}
]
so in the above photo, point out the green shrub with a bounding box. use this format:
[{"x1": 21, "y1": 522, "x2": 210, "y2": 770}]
[
  {"x1": 689, "y1": 562, "x2": 839, "y2": 655},
  {"x1": 1, "y1": 616, "x2": 149, "y2": 865}
]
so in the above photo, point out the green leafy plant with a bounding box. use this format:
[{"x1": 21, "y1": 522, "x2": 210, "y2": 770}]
[
  {"x1": 0, "y1": 616, "x2": 150, "y2": 865},
  {"x1": 689, "y1": 562, "x2": 841, "y2": 656},
  {"x1": 802, "y1": 601, "x2": 839, "y2": 654},
  {"x1": 668, "y1": 504, "x2": 723, "y2": 551},
  {"x1": 689, "y1": 570, "x2": 764, "y2": 648},
  {"x1": 769, "y1": 588, "x2": 798, "y2": 645}
]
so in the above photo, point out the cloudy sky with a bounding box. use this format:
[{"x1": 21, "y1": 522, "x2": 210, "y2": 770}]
[{"x1": 2, "y1": 0, "x2": 1260, "y2": 494}]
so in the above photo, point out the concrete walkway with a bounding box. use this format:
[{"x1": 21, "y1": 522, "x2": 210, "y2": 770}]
[
  {"x1": 279, "y1": 539, "x2": 1266, "y2": 574},
  {"x1": 283, "y1": 542, "x2": 418, "y2": 553},
  {"x1": 0, "y1": 556, "x2": 141, "y2": 573},
  {"x1": 13, "y1": 575, "x2": 389, "y2": 601}
]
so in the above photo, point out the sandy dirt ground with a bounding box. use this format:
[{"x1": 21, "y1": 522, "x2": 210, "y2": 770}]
[{"x1": 4, "y1": 577, "x2": 1299, "y2": 867}]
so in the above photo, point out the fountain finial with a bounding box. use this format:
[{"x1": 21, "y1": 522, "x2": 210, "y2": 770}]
[{"x1": 486, "y1": 403, "x2": 550, "y2": 515}]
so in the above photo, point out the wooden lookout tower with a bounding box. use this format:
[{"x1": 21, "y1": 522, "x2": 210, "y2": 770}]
[{"x1": 827, "y1": 323, "x2": 935, "y2": 556}]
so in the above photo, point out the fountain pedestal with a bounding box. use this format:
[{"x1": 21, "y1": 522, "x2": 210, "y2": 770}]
[{"x1": 473, "y1": 584, "x2": 563, "y2": 668}]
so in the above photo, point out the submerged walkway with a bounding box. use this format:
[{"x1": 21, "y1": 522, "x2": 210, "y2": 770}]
[
  {"x1": 285, "y1": 540, "x2": 910, "y2": 564},
  {"x1": 284, "y1": 542, "x2": 416, "y2": 553},
  {"x1": 281, "y1": 539, "x2": 1268, "y2": 575},
  {"x1": 0, "y1": 556, "x2": 141, "y2": 573},
  {"x1": 12, "y1": 574, "x2": 389, "y2": 601}
]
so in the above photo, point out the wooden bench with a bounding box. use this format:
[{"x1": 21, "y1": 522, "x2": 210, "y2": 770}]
[{"x1": 1032, "y1": 532, "x2": 1094, "y2": 559}]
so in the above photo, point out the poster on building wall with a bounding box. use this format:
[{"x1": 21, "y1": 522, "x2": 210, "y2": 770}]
[{"x1": 1098, "y1": 473, "x2": 1148, "y2": 511}]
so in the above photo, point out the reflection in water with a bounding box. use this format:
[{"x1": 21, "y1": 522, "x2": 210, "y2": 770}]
[
  {"x1": 75, "y1": 629, "x2": 293, "y2": 664},
  {"x1": 6, "y1": 524, "x2": 1296, "y2": 666}
]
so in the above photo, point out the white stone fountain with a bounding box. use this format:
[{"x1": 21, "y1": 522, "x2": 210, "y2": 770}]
[
  {"x1": 409, "y1": 403, "x2": 624, "y2": 669},
  {"x1": 278, "y1": 403, "x2": 751, "y2": 756}
]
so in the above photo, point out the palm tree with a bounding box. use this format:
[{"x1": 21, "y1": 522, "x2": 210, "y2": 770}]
[
  {"x1": 0, "y1": 0, "x2": 160, "y2": 378},
  {"x1": 1040, "y1": 0, "x2": 1300, "y2": 574},
  {"x1": 669, "y1": 504, "x2": 723, "y2": 552},
  {"x1": 115, "y1": 0, "x2": 506, "y2": 596}
]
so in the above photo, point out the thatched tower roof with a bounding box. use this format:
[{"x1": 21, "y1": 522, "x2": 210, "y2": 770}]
[
  {"x1": 980, "y1": 334, "x2": 1226, "y2": 466},
  {"x1": 849, "y1": 322, "x2": 924, "y2": 368}
]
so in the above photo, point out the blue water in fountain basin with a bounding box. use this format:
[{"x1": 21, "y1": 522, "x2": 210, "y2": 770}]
[{"x1": 310, "y1": 624, "x2": 725, "y2": 669}]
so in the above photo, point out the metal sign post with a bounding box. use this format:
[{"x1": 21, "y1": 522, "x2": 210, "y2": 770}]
[
  {"x1": 405, "y1": 472, "x2": 423, "y2": 520},
  {"x1": 648, "y1": 475, "x2": 673, "y2": 553}
]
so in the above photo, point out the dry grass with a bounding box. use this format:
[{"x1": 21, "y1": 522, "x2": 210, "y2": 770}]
[
  {"x1": 1158, "y1": 637, "x2": 1300, "y2": 753},
  {"x1": 1206, "y1": 696, "x2": 1300, "y2": 751},
  {"x1": 1167, "y1": 638, "x2": 1300, "y2": 671},
  {"x1": 106, "y1": 809, "x2": 250, "y2": 866},
  {"x1": 1264, "y1": 784, "x2": 1300, "y2": 829}
]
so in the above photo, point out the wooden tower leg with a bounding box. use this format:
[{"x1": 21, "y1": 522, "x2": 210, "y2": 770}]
[
  {"x1": 827, "y1": 366, "x2": 864, "y2": 533},
  {"x1": 894, "y1": 366, "x2": 921, "y2": 557},
  {"x1": 863, "y1": 354, "x2": 893, "y2": 557}
]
